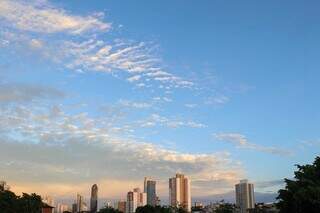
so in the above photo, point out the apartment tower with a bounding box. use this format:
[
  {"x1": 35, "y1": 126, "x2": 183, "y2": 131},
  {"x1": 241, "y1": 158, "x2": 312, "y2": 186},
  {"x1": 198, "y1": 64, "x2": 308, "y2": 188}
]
[
  {"x1": 235, "y1": 179, "x2": 255, "y2": 213},
  {"x1": 169, "y1": 173, "x2": 191, "y2": 212}
]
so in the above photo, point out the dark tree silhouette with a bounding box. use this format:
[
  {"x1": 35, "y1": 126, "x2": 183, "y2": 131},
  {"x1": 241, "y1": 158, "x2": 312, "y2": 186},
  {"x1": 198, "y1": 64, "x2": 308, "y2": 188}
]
[
  {"x1": 18, "y1": 193, "x2": 42, "y2": 213},
  {"x1": 215, "y1": 203, "x2": 234, "y2": 213},
  {"x1": 277, "y1": 156, "x2": 320, "y2": 213},
  {"x1": 99, "y1": 206, "x2": 122, "y2": 213},
  {"x1": 135, "y1": 205, "x2": 186, "y2": 213},
  {"x1": 0, "y1": 190, "x2": 19, "y2": 213},
  {"x1": 0, "y1": 190, "x2": 42, "y2": 213}
]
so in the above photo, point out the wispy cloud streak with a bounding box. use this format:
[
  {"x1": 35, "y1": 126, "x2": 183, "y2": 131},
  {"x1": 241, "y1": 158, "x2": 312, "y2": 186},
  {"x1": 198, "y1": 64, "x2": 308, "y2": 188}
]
[{"x1": 213, "y1": 133, "x2": 293, "y2": 156}]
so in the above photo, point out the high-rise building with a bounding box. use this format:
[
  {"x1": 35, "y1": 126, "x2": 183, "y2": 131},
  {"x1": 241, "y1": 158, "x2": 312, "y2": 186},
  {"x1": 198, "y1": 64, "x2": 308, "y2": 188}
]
[
  {"x1": 169, "y1": 173, "x2": 191, "y2": 212},
  {"x1": 117, "y1": 200, "x2": 126, "y2": 213},
  {"x1": 76, "y1": 194, "x2": 87, "y2": 212},
  {"x1": 144, "y1": 177, "x2": 150, "y2": 193},
  {"x1": 235, "y1": 179, "x2": 255, "y2": 213},
  {"x1": 72, "y1": 203, "x2": 77, "y2": 213},
  {"x1": 56, "y1": 203, "x2": 69, "y2": 213},
  {"x1": 90, "y1": 184, "x2": 98, "y2": 213},
  {"x1": 126, "y1": 188, "x2": 147, "y2": 213},
  {"x1": 144, "y1": 177, "x2": 157, "y2": 206}
]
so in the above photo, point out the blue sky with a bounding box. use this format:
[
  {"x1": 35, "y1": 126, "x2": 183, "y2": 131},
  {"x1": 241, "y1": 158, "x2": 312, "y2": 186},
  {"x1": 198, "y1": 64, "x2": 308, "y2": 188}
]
[{"x1": 0, "y1": 0, "x2": 319, "y2": 201}]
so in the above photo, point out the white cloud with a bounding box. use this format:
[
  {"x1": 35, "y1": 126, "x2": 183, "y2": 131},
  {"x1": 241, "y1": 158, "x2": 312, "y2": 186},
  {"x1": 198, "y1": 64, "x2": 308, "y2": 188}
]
[
  {"x1": 185, "y1": 103, "x2": 198, "y2": 108},
  {"x1": 213, "y1": 133, "x2": 293, "y2": 156},
  {"x1": 299, "y1": 139, "x2": 320, "y2": 148},
  {"x1": 0, "y1": 83, "x2": 64, "y2": 103},
  {"x1": 0, "y1": 0, "x2": 110, "y2": 34},
  {"x1": 127, "y1": 75, "x2": 141, "y2": 82},
  {"x1": 0, "y1": 1, "x2": 194, "y2": 91},
  {"x1": 139, "y1": 114, "x2": 206, "y2": 129},
  {"x1": 153, "y1": 96, "x2": 172, "y2": 103},
  {"x1": 0, "y1": 102, "x2": 242, "y2": 197},
  {"x1": 29, "y1": 39, "x2": 43, "y2": 49},
  {"x1": 205, "y1": 95, "x2": 229, "y2": 105},
  {"x1": 118, "y1": 99, "x2": 152, "y2": 109},
  {"x1": 62, "y1": 39, "x2": 193, "y2": 89}
]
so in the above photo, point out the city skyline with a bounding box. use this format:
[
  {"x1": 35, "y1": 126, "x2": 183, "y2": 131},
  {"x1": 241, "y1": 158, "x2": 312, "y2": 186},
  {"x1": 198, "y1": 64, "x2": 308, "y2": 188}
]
[
  {"x1": 0, "y1": 0, "x2": 319, "y2": 203},
  {"x1": 2, "y1": 176, "x2": 261, "y2": 212}
]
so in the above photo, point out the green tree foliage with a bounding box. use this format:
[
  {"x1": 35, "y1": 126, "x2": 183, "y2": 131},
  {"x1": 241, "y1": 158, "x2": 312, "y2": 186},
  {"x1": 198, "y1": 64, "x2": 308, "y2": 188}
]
[
  {"x1": 0, "y1": 190, "x2": 42, "y2": 213},
  {"x1": 277, "y1": 156, "x2": 320, "y2": 213},
  {"x1": 99, "y1": 206, "x2": 122, "y2": 213}
]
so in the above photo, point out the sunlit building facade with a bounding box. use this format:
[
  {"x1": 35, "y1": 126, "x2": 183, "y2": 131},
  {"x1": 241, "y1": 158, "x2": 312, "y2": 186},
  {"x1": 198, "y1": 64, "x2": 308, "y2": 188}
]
[
  {"x1": 235, "y1": 179, "x2": 255, "y2": 213},
  {"x1": 169, "y1": 173, "x2": 191, "y2": 212}
]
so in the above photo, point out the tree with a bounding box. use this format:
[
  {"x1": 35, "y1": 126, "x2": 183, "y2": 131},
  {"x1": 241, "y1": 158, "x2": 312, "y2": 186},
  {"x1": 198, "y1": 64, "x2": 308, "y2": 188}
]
[
  {"x1": 135, "y1": 205, "x2": 184, "y2": 213},
  {"x1": 17, "y1": 193, "x2": 42, "y2": 213},
  {"x1": 0, "y1": 190, "x2": 19, "y2": 213},
  {"x1": 99, "y1": 206, "x2": 122, "y2": 213},
  {"x1": 215, "y1": 202, "x2": 234, "y2": 213},
  {"x1": 0, "y1": 190, "x2": 42, "y2": 213},
  {"x1": 277, "y1": 156, "x2": 320, "y2": 213}
]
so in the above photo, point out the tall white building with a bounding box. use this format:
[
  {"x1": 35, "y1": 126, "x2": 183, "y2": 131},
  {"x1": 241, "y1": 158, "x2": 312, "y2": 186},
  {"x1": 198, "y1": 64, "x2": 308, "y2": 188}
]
[
  {"x1": 56, "y1": 203, "x2": 69, "y2": 213},
  {"x1": 126, "y1": 188, "x2": 147, "y2": 213},
  {"x1": 235, "y1": 179, "x2": 255, "y2": 213},
  {"x1": 169, "y1": 173, "x2": 191, "y2": 212}
]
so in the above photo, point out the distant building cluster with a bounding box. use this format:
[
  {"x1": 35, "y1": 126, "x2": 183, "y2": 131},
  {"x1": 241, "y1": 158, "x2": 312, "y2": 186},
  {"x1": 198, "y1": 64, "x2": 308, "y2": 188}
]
[{"x1": 1, "y1": 177, "x2": 279, "y2": 213}]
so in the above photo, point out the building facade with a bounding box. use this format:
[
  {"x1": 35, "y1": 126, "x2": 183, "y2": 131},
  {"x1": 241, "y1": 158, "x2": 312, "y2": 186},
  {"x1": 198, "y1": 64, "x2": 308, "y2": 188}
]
[
  {"x1": 144, "y1": 177, "x2": 157, "y2": 206},
  {"x1": 42, "y1": 196, "x2": 54, "y2": 213},
  {"x1": 169, "y1": 173, "x2": 191, "y2": 212},
  {"x1": 126, "y1": 188, "x2": 147, "y2": 213},
  {"x1": 76, "y1": 194, "x2": 87, "y2": 212},
  {"x1": 56, "y1": 203, "x2": 69, "y2": 213},
  {"x1": 118, "y1": 201, "x2": 126, "y2": 213},
  {"x1": 90, "y1": 184, "x2": 98, "y2": 212},
  {"x1": 235, "y1": 179, "x2": 255, "y2": 213}
]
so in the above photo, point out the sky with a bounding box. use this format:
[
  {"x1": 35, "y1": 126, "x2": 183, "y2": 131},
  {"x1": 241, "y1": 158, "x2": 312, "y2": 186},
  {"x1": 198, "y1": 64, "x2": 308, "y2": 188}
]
[{"x1": 0, "y1": 0, "x2": 319, "y2": 204}]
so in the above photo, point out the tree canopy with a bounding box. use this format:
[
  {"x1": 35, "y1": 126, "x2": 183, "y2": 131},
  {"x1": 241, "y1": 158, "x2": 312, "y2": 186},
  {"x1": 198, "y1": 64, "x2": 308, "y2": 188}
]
[
  {"x1": 135, "y1": 205, "x2": 187, "y2": 213},
  {"x1": 99, "y1": 206, "x2": 122, "y2": 213},
  {"x1": 0, "y1": 190, "x2": 42, "y2": 213},
  {"x1": 215, "y1": 203, "x2": 234, "y2": 213},
  {"x1": 277, "y1": 156, "x2": 320, "y2": 213}
]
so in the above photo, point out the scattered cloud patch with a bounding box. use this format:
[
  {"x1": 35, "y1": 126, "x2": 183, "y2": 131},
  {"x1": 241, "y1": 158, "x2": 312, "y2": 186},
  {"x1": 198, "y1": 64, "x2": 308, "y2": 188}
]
[
  {"x1": 185, "y1": 104, "x2": 198, "y2": 108},
  {"x1": 0, "y1": 102, "x2": 241, "y2": 197},
  {"x1": 0, "y1": 83, "x2": 64, "y2": 103},
  {"x1": 255, "y1": 179, "x2": 284, "y2": 189},
  {"x1": 127, "y1": 75, "x2": 141, "y2": 82},
  {"x1": 139, "y1": 114, "x2": 206, "y2": 129},
  {"x1": 205, "y1": 95, "x2": 229, "y2": 105},
  {"x1": 299, "y1": 139, "x2": 320, "y2": 149},
  {"x1": 213, "y1": 133, "x2": 293, "y2": 156},
  {"x1": 0, "y1": 0, "x2": 110, "y2": 34},
  {"x1": 118, "y1": 99, "x2": 152, "y2": 109}
]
